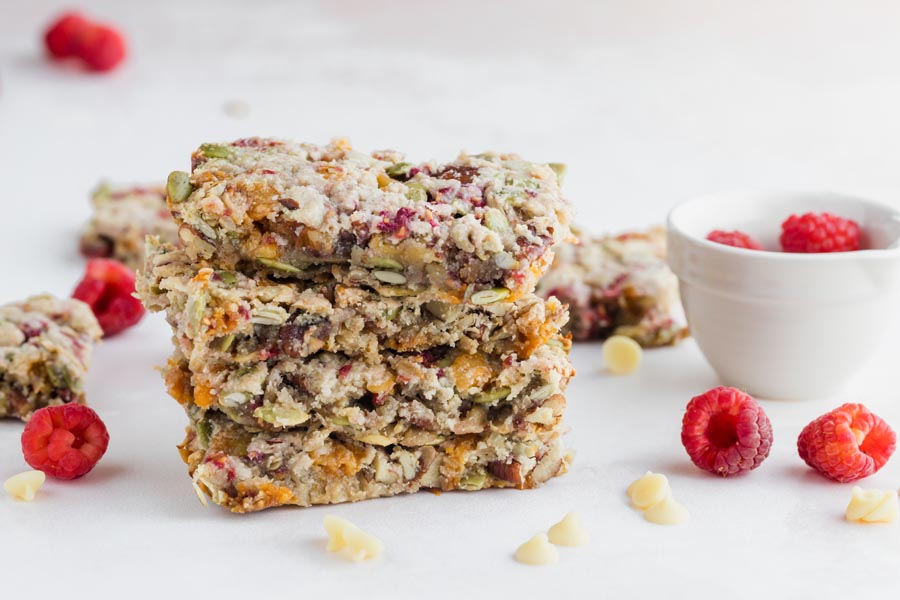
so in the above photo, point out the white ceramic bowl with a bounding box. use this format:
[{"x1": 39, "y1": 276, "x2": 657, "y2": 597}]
[{"x1": 667, "y1": 190, "x2": 900, "y2": 400}]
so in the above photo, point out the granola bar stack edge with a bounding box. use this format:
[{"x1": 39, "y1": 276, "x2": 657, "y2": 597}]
[{"x1": 137, "y1": 137, "x2": 576, "y2": 512}]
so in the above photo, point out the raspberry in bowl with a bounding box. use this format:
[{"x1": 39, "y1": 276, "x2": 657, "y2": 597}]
[{"x1": 667, "y1": 191, "x2": 900, "y2": 399}]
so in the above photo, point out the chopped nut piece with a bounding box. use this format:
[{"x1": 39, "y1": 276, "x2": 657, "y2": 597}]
[
  {"x1": 602, "y1": 335, "x2": 642, "y2": 375},
  {"x1": 845, "y1": 486, "x2": 899, "y2": 524},
  {"x1": 514, "y1": 533, "x2": 559, "y2": 565},
  {"x1": 3, "y1": 470, "x2": 46, "y2": 501},
  {"x1": 323, "y1": 515, "x2": 384, "y2": 561},
  {"x1": 547, "y1": 511, "x2": 589, "y2": 546}
]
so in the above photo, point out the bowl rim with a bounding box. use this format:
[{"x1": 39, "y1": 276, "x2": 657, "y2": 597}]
[{"x1": 667, "y1": 189, "x2": 900, "y2": 261}]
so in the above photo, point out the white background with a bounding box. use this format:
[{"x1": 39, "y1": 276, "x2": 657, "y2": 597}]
[{"x1": 2, "y1": 1, "x2": 900, "y2": 597}]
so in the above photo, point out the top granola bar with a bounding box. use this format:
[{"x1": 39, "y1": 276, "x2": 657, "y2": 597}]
[{"x1": 167, "y1": 138, "x2": 573, "y2": 301}]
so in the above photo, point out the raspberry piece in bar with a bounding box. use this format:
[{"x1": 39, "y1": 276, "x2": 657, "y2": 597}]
[
  {"x1": 797, "y1": 403, "x2": 896, "y2": 482},
  {"x1": 780, "y1": 212, "x2": 860, "y2": 253},
  {"x1": 44, "y1": 12, "x2": 89, "y2": 58},
  {"x1": 706, "y1": 230, "x2": 763, "y2": 250},
  {"x1": 22, "y1": 404, "x2": 109, "y2": 480},
  {"x1": 73, "y1": 259, "x2": 145, "y2": 337},
  {"x1": 681, "y1": 386, "x2": 773, "y2": 477}
]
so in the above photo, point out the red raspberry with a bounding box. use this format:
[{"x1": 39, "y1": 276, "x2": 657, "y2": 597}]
[
  {"x1": 681, "y1": 386, "x2": 773, "y2": 477},
  {"x1": 77, "y1": 24, "x2": 127, "y2": 72},
  {"x1": 72, "y1": 259, "x2": 145, "y2": 337},
  {"x1": 797, "y1": 403, "x2": 896, "y2": 482},
  {"x1": 780, "y1": 212, "x2": 860, "y2": 253},
  {"x1": 22, "y1": 404, "x2": 109, "y2": 480},
  {"x1": 706, "y1": 230, "x2": 763, "y2": 250},
  {"x1": 44, "y1": 12, "x2": 90, "y2": 58}
]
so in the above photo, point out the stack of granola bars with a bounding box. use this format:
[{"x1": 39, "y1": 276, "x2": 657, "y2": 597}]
[{"x1": 138, "y1": 138, "x2": 575, "y2": 512}]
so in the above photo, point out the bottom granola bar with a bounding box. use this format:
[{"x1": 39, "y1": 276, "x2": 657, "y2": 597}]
[{"x1": 181, "y1": 409, "x2": 569, "y2": 512}]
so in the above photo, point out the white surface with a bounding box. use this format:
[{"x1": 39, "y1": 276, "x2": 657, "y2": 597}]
[
  {"x1": 667, "y1": 190, "x2": 900, "y2": 399},
  {"x1": 3, "y1": 1, "x2": 900, "y2": 597}
]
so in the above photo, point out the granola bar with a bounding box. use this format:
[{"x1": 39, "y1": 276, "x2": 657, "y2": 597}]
[
  {"x1": 181, "y1": 408, "x2": 569, "y2": 512},
  {"x1": 79, "y1": 183, "x2": 177, "y2": 269},
  {"x1": 138, "y1": 238, "x2": 569, "y2": 365},
  {"x1": 536, "y1": 228, "x2": 687, "y2": 346},
  {"x1": 163, "y1": 336, "x2": 572, "y2": 441},
  {"x1": 167, "y1": 138, "x2": 572, "y2": 300},
  {"x1": 0, "y1": 295, "x2": 102, "y2": 420}
]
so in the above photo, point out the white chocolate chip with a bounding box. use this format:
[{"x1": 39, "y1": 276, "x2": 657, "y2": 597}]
[
  {"x1": 525, "y1": 406, "x2": 556, "y2": 425},
  {"x1": 514, "y1": 533, "x2": 559, "y2": 565},
  {"x1": 627, "y1": 471, "x2": 671, "y2": 510},
  {"x1": 285, "y1": 186, "x2": 327, "y2": 227},
  {"x1": 339, "y1": 526, "x2": 385, "y2": 562},
  {"x1": 547, "y1": 512, "x2": 589, "y2": 547},
  {"x1": 845, "y1": 487, "x2": 899, "y2": 524},
  {"x1": 3, "y1": 470, "x2": 46, "y2": 501},
  {"x1": 323, "y1": 515, "x2": 384, "y2": 561},
  {"x1": 602, "y1": 335, "x2": 642, "y2": 375},
  {"x1": 627, "y1": 471, "x2": 689, "y2": 525},
  {"x1": 643, "y1": 496, "x2": 690, "y2": 525}
]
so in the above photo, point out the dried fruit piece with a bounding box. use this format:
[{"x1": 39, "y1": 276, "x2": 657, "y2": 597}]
[
  {"x1": 602, "y1": 335, "x2": 642, "y2": 375},
  {"x1": 797, "y1": 403, "x2": 896, "y2": 482},
  {"x1": 3, "y1": 470, "x2": 46, "y2": 501},
  {"x1": 706, "y1": 230, "x2": 763, "y2": 250},
  {"x1": 21, "y1": 404, "x2": 109, "y2": 480},
  {"x1": 780, "y1": 212, "x2": 860, "y2": 253},
  {"x1": 72, "y1": 258, "x2": 145, "y2": 337},
  {"x1": 681, "y1": 387, "x2": 773, "y2": 477}
]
